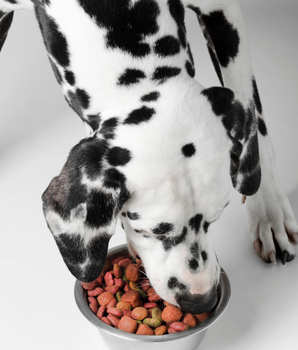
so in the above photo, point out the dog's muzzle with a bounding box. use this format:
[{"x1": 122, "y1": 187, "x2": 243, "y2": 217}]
[{"x1": 175, "y1": 285, "x2": 218, "y2": 314}]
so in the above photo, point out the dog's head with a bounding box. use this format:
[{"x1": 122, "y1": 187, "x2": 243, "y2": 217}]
[{"x1": 42, "y1": 87, "x2": 260, "y2": 313}]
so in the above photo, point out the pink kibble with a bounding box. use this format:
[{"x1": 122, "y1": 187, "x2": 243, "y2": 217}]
[
  {"x1": 107, "y1": 314, "x2": 120, "y2": 327},
  {"x1": 104, "y1": 271, "x2": 114, "y2": 286},
  {"x1": 106, "y1": 298, "x2": 117, "y2": 308},
  {"x1": 107, "y1": 307, "x2": 123, "y2": 318},
  {"x1": 89, "y1": 303, "x2": 98, "y2": 314},
  {"x1": 100, "y1": 317, "x2": 112, "y2": 326},
  {"x1": 96, "y1": 305, "x2": 106, "y2": 319},
  {"x1": 87, "y1": 287, "x2": 104, "y2": 297}
]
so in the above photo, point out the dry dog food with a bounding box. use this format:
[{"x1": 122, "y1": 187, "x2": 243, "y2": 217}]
[{"x1": 81, "y1": 254, "x2": 213, "y2": 335}]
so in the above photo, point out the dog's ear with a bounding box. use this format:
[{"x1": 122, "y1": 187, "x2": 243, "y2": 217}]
[
  {"x1": 0, "y1": 10, "x2": 14, "y2": 52},
  {"x1": 201, "y1": 87, "x2": 261, "y2": 196},
  {"x1": 42, "y1": 136, "x2": 130, "y2": 282}
]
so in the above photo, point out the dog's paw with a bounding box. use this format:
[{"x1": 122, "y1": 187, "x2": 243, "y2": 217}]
[{"x1": 245, "y1": 186, "x2": 298, "y2": 265}]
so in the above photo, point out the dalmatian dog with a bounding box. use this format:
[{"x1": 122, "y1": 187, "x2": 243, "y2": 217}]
[{"x1": 1, "y1": 0, "x2": 297, "y2": 314}]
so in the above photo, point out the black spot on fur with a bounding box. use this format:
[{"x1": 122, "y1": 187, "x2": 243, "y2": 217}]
[
  {"x1": 118, "y1": 69, "x2": 146, "y2": 86},
  {"x1": 76, "y1": 88, "x2": 90, "y2": 109},
  {"x1": 185, "y1": 60, "x2": 195, "y2": 77},
  {"x1": 124, "y1": 106, "x2": 155, "y2": 125},
  {"x1": 152, "y1": 223, "x2": 174, "y2": 235},
  {"x1": 200, "y1": 10, "x2": 240, "y2": 68},
  {"x1": 65, "y1": 70, "x2": 76, "y2": 85},
  {"x1": 157, "y1": 226, "x2": 188, "y2": 251},
  {"x1": 182, "y1": 143, "x2": 196, "y2": 158},
  {"x1": 127, "y1": 212, "x2": 140, "y2": 220},
  {"x1": 152, "y1": 66, "x2": 181, "y2": 84},
  {"x1": 203, "y1": 221, "x2": 210, "y2": 233},
  {"x1": 168, "y1": 0, "x2": 187, "y2": 48},
  {"x1": 77, "y1": 0, "x2": 160, "y2": 57},
  {"x1": 201, "y1": 87, "x2": 261, "y2": 196},
  {"x1": 252, "y1": 77, "x2": 263, "y2": 115},
  {"x1": 103, "y1": 168, "x2": 126, "y2": 190},
  {"x1": 141, "y1": 92, "x2": 160, "y2": 102},
  {"x1": 189, "y1": 214, "x2": 203, "y2": 234},
  {"x1": 167, "y1": 277, "x2": 187, "y2": 291},
  {"x1": 201, "y1": 250, "x2": 208, "y2": 262},
  {"x1": 154, "y1": 35, "x2": 180, "y2": 56},
  {"x1": 86, "y1": 190, "x2": 116, "y2": 228},
  {"x1": 121, "y1": 212, "x2": 127, "y2": 217},
  {"x1": 35, "y1": 5, "x2": 70, "y2": 68},
  {"x1": 106, "y1": 147, "x2": 132, "y2": 167},
  {"x1": 257, "y1": 117, "x2": 267, "y2": 136},
  {"x1": 188, "y1": 258, "x2": 199, "y2": 271},
  {"x1": 100, "y1": 117, "x2": 119, "y2": 139},
  {"x1": 190, "y1": 242, "x2": 200, "y2": 259}
]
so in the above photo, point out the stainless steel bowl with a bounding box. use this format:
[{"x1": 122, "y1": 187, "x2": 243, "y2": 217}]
[{"x1": 74, "y1": 244, "x2": 231, "y2": 350}]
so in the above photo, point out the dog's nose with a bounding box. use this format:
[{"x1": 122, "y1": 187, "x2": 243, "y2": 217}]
[{"x1": 175, "y1": 287, "x2": 218, "y2": 314}]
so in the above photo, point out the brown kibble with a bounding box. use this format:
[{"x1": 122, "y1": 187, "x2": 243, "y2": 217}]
[
  {"x1": 129, "y1": 280, "x2": 138, "y2": 290},
  {"x1": 155, "y1": 325, "x2": 167, "y2": 335},
  {"x1": 113, "y1": 264, "x2": 122, "y2": 279},
  {"x1": 182, "y1": 313, "x2": 197, "y2": 328},
  {"x1": 194, "y1": 311, "x2": 212, "y2": 323},
  {"x1": 121, "y1": 290, "x2": 141, "y2": 304},
  {"x1": 118, "y1": 258, "x2": 131, "y2": 269},
  {"x1": 131, "y1": 307, "x2": 148, "y2": 321},
  {"x1": 161, "y1": 305, "x2": 183, "y2": 324},
  {"x1": 131, "y1": 298, "x2": 143, "y2": 308},
  {"x1": 97, "y1": 292, "x2": 115, "y2": 306},
  {"x1": 136, "y1": 324, "x2": 155, "y2": 335},
  {"x1": 126, "y1": 264, "x2": 140, "y2": 282},
  {"x1": 118, "y1": 316, "x2": 138, "y2": 333},
  {"x1": 116, "y1": 301, "x2": 132, "y2": 311},
  {"x1": 112, "y1": 255, "x2": 130, "y2": 266}
]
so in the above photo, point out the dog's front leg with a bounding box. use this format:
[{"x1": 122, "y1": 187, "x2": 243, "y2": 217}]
[{"x1": 186, "y1": 0, "x2": 298, "y2": 263}]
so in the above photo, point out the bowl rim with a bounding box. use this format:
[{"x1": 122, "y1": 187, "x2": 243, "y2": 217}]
[{"x1": 74, "y1": 243, "x2": 231, "y2": 343}]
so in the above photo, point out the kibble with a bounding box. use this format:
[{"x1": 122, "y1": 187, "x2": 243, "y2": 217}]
[{"x1": 82, "y1": 253, "x2": 214, "y2": 335}]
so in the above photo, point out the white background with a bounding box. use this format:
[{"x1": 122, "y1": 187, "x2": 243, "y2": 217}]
[{"x1": 0, "y1": 1, "x2": 297, "y2": 349}]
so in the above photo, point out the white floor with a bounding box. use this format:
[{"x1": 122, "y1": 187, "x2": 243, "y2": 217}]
[{"x1": 0, "y1": 1, "x2": 297, "y2": 350}]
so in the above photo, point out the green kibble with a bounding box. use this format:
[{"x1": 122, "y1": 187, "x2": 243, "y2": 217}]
[
  {"x1": 143, "y1": 318, "x2": 162, "y2": 328},
  {"x1": 152, "y1": 308, "x2": 162, "y2": 322},
  {"x1": 122, "y1": 269, "x2": 129, "y2": 283},
  {"x1": 116, "y1": 291, "x2": 123, "y2": 302},
  {"x1": 135, "y1": 288, "x2": 147, "y2": 302}
]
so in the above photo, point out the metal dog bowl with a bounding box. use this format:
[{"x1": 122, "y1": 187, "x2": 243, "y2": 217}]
[{"x1": 74, "y1": 244, "x2": 231, "y2": 350}]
